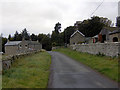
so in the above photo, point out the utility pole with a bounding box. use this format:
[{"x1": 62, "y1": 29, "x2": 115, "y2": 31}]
[
  {"x1": 0, "y1": 34, "x2": 2, "y2": 52},
  {"x1": 118, "y1": 1, "x2": 120, "y2": 16}
]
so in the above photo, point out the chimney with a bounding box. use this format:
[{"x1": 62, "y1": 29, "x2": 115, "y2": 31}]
[{"x1": 22, "y1": 36, "x2": 25, "y2": 41}]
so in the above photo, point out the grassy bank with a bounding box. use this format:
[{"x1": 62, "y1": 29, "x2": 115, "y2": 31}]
[
  {"x1": 53, "y1": 48, "x2": 119, "y2": 82},
  {"x1": 0, "y1": 75, "x2": 2, "y2": 89},
  {"x1": 2, "y1": 51, "x2": 51, "y2": 88}
]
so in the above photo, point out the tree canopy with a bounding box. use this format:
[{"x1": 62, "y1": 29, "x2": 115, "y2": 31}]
[
  {"x1": 64, "y1": 26, "x2": 76, "y2": 44},
  {"x1": 78, "y1": 16, "x2": 105, "y2": 37},
  {"x1": 1, "y1": 16, "x2": 113, "y2": 51},
  {"x1": 51, "y1": 22, "x2": 63, "y2": 46}
]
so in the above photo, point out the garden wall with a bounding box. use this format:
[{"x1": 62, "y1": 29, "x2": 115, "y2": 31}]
[
  {"x1": 2, "y1": 50, "x2": 41, "y2": 71},
  {"x1": 70, "y1": 42, "x2": 120, "y2": 57}
]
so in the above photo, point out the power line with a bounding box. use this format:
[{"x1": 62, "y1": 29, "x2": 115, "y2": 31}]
[{"x1": 90, "y1": 0, "x2": 104, "y2": 17}]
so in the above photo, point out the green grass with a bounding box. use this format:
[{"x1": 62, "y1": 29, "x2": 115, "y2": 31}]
[
  {"x1": 0, "y1": 75, "x2": 2, "y2": 89},
  {"x1": 2, "y1": 54, "x2": 9, "y2": 60},
  {"x1": 2, "y1": 51, "x2": 51, "y2": 88},
  {"x1": 53, "y1": 48, "x2": 119, "y2": 82}
]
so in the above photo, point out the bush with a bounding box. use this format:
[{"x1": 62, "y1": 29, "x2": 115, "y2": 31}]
[{"x1": 96, "y1": 52, "x2": 105, "y2": 57}]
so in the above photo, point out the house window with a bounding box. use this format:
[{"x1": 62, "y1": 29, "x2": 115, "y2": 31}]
[
  {"x1": 25, "y1": 45, "x2": 28, "y2": 48},
  {"x1": 19, "y1": 45, "x2": 22, "y2": 48}
]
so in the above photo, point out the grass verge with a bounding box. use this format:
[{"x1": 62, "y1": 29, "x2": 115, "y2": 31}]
[
  {"x1": 2, "y1": 51, "x2": 51, "y2": 88},
  {"x1": 53, "y1": 48, "x2": 119, "y2": 82},
  {"x1": 0, "y1": 75, "x2": 2, "y2": 89}
]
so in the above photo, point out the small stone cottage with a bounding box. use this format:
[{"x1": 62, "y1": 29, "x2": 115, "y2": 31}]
[
  {"x1": 70, "y1": 30, "x2": 85, "y2": 45},
  {"x1": 109, "y1": 29, "x2": 120, "y2": 42},
  {"x1": 5, "y1": 40, "x2": 42, "y2": 55},
  {"x1": 92, "y1": 27, "x2": 119, "y2": 43}
]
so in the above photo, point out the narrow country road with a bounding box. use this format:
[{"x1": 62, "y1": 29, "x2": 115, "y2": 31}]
[{"x1": 48, "y1": 51, "x2": 118, "y2": 88}]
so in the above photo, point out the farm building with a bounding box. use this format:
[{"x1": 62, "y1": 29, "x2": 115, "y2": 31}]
[
  {"x1": 92, "y1": 27, "x2": 119, "y2": 43},
  {"x1": 5, "y1": 40, "x2": 42, "y2": 55},
  {"x1": 70, "y1": 30, "x2": 85, "y2": 45},
  {"x1": 109, "y1": 29, "x2": 120, "y2": 42}
]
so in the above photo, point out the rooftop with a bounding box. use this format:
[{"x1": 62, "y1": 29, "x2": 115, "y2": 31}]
[
  {"x1": 109, "y1": 29, "x2": 120, "y2": 35},
  {"x1": 70, "y1": 30, "x2": 85, "y2": 38},
  {"x1": 5, "y1": 41, "x2": 22, "y2": 46},
  {"x1": 103, "y1": 27, "x2": 119, "y2": 32},
  {"x1": 5, "y1": 40, "x2": 41, "y2": 46}
]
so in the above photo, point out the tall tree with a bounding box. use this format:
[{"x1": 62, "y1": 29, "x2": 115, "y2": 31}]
[
  {"x1": 37, "y1": 34, "x2": 46, "y2": 43},
  {"x1": 78, "y1": 16, "x2": 104, "y2": 37},
  {"x1": 14, "y1": 31, "x2": 19, "y2": 41},
  {"x1": 2, "y1": 37, "x2": 7, "y2": 52},
  {"x1": 8, "y1": 34, "x2": 12, "y2": 41},
  {"x1": 17, "y1": 34, "x2": 22, "y2": 41},
  {"x1": 21, "y1": 28, "x2": 30, "y2": 40},
  {"x1": 30, "y1": 34, "x2": 38, "y2": 41},
  {"x1": 41, "y1": 35, "x2": 52, "y2": 51},
  {"x1": 51, "y1": 22, "x2": 62, "y2": 46},
  {"x1": 64, "y1": 26, "x2": 76, "y2": 44},
  {"x1": 54, "y1": 22, "x2": 61, "y2": 34}
]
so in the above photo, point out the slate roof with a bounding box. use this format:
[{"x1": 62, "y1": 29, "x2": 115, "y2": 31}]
[
  {"x1": 103, "y1": 27, "x2": 119, "y2": 32},
  {"x1": 71, "y1": 30, "x2": 85, "y2": 38},
  {"x1": 5, "y1": 41, "x2": 41, "y2": 46},
  {"x1": 5, "y1": 41, "x2": 22, "y2": 46},
  {"x1": 109, "y1": 29, "x2": 120, "y2": 35}
]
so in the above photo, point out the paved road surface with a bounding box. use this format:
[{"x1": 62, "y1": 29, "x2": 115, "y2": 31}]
[{"x1": 48, "y1": 51, "x2": 118, "y2": 88}]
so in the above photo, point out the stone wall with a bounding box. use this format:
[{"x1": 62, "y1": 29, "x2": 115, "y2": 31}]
[
  {"x1": 5, "y1": 45, "x2": 18, "y2": 55},
  {"x1": 70, "y1": 42, "x2": 120, "y2": 57},
  {"x1": 2, "y1": 50, "x2": 41, "y2": 71}
]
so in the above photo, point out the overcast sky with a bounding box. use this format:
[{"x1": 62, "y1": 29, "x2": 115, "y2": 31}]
[{"x1": 0, "y1": 0, "x2": 119, "y2": 37}]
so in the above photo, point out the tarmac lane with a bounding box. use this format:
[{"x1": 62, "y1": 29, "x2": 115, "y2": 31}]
[{"x1": 48, "y1": 51, "x2": 118, "y2": 88}]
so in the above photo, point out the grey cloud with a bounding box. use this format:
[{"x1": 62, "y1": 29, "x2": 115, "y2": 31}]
[{"x1": 0, "y1": 0, "x2": 119, "y2": 37}]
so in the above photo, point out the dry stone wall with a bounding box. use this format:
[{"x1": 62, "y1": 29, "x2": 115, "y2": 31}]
[
  {"x1": 70, "y1": 42, "x2": 120, "y2": 57},
  {"x1": 2, "y1": 50, "x2": 41, "y2": 71}
]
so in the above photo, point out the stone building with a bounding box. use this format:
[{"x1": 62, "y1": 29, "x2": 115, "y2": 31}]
[
  {"x1": 70, "y1": 30, "x2": 85, "y2": 45},
  {"x1": 90, "y1": 27, "x2": 118, "y2": 43},
  {"x1": 5, "y1": 40, "x2": 42, "y2": 55},
  {"x1": 109, "y1": 29, "x2": 120, "y2": 42},
  {"x1": 98, "y1": 27, "x2": 119, "y2": 43}
]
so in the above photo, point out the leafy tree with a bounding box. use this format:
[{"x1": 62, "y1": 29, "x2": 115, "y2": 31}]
[
  {"x1": 54, "y1": 22, "x2": 61, "y2": 34},
  {"x1": 7, "y1": 34, "x2": 14, "y2": 41},
  {"x1": 37, "y1": 34, "x2": 46, "y2": 43},
  {"x1": 21, "y1": 28, "x2": 30, "y2": 40},
  {"x1": 17, "y1": 34, "x2": 22, "y2": 41},
  {"x1": 14, "y1": 31, "x2": 19, "y2": 41},
  {"x1": 41, "y1": 35, "x2": 52, "y2": 51},
  {"x1": 8, "y1": 34, "x2": 12, "y2": 41},
  {"x1": 51, "y1": 31, "x2": 59, "y2": 45},
  {"x1": 78, "y1": 16, "x2": 104, "y2": 37},
  {"x1": 100, "y1": 17, "x2": 112, "y2": 27},
  {"x1": 59, "y1": 32, "x2": 64, "y2": 46},
  {"x1": 30, "y1": 34, "x2": 38, "y2": 41},
  {"x1": 2, "y1": 37, "x2": 7, "y2": 52},
  {"x1": 51, "y1": 22, "x2": 62, "y2": 46},
  {"x1": 64, "y1": 26, "x2": 76, "y2": 44}
]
